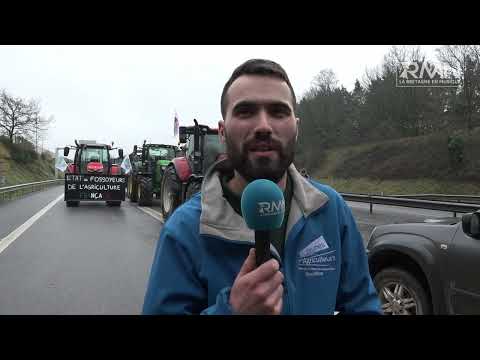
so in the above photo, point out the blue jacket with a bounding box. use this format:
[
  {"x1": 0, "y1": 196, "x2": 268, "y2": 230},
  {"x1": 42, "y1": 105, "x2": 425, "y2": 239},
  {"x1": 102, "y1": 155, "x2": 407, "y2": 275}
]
[{"x1": 142, "y1": 161, "x2": 382, "y2": 315}]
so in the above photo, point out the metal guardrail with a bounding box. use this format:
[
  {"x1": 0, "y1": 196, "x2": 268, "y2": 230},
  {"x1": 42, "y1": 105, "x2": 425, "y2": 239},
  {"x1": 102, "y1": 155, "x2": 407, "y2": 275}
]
[
  {"x1": 0, "y1": 179, "x2": 64, "y2": 201},
  {"x1": 341, "y1": 192, "x2": 480, "y2": 216},
  {"x1": 1, "y1": 178, "x2": 479, "y2": 217},
  {"x1": 389, "y1": 193, "x2": 480, "y2": 204}
]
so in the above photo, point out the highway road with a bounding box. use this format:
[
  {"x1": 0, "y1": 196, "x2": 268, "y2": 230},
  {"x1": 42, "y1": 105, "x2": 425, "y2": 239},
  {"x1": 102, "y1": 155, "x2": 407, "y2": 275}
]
[
  {"x1": 0, "y1": 185, "x2": 460, "y2": 314},
  {"x1": 0, "y1": 185, "x2": 162, "y2": 314}
]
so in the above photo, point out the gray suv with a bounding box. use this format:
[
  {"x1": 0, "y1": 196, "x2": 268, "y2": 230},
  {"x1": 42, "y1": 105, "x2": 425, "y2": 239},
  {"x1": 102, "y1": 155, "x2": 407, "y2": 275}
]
[{"x1": 367, "y1": 211, "x2": 480, "y2": 315}]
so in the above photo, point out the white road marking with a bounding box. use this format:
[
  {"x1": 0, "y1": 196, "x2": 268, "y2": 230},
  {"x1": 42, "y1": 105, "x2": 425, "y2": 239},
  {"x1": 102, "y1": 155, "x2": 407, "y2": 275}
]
[
  {"x1": 136, "y1": 206, "x2": 164, "y2": 223},
  {"x1": 0, "y1": 193, "x2": 64, "y2": 255}
]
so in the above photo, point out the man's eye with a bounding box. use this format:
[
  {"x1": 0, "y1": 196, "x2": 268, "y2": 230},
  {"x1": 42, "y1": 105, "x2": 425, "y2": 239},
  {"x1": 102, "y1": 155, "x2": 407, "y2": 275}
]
[
  {"x1": 270, "y1": 107, "x2": 290, "y2": 118},
  {"x1": 235, "y1": 108, "x2": 255, "y2": 117},
  {"x1": 272, "y1": 110, "x2": 287, "y2": 117}
]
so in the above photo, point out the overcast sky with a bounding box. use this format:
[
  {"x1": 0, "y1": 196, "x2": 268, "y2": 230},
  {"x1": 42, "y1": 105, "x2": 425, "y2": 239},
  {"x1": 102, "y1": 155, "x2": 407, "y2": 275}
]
[{"x1": 0, "y1": 45, "x2": 441, "y2": 157}]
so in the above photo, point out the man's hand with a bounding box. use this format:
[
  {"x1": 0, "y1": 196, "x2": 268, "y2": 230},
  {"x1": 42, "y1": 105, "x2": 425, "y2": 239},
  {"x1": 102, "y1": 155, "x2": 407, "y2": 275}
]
[{"x1": 230, "y1": 248, "x2": 284, "y2": 315}]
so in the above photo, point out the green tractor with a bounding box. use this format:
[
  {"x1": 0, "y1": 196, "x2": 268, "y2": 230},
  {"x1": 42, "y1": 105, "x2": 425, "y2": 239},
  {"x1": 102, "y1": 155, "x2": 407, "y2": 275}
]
[{"x1": 126, "y1": 141, "x2": 178, "y2": 206}]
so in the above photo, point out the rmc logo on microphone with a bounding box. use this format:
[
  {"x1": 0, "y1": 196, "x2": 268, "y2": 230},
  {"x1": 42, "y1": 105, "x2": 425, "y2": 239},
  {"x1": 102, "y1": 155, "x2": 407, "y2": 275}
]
[{"x1": 257, "y1": 200, "x2": 285, "y2": 216}]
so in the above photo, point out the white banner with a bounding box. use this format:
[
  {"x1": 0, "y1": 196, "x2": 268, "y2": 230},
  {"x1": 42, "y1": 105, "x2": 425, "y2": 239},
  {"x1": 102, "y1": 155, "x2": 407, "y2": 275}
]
[
  {"x1": 55, "y1": 154, "x2": 68, "y2": 172},
  {"x1": 121, "y1": 155, "x2": 132, "y2": 175}
]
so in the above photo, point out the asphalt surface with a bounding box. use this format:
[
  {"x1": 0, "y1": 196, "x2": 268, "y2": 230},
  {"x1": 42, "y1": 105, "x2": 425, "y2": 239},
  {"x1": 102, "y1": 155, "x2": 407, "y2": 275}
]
[
  {"x1": 0, "y1": 186, "x2": 461, "y2": 314},
  {"x1": 0, "y1": 185, "x2": 66, "y2": 240},
  {"x1": 0, "y1": 187, "x2": 163, "y2": 314},
  {"x1": 347, "y1": 201, "x2": 458, "y2": 245}
]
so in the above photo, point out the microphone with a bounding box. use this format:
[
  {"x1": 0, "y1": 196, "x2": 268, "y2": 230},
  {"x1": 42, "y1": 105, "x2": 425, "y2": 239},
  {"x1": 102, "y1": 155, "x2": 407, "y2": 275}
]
[{"x1": 241, "y1": 179, "x2": 285, "y2": 267}]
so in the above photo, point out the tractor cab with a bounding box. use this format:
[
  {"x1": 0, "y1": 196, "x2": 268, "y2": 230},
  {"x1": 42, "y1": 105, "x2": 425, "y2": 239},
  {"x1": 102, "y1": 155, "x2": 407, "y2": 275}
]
[
  {"x1": 159, "y1": 119, "x2": 226, "y2": 219},
  {"x1": 179, "y1": 119, "x2": 226, "y2": 176},
  {"x1": 64, "y1": 140, "x2": 124, "y2": 175},
  {"x1": 62, "y1": 140, "x2": 126, "y2": 207},
  {"x1": 126, "y1": 142, "x2": 178, "y2": 206},
  {"x1": 147, "y1": 146, "x2": 176, "y2": 161}
]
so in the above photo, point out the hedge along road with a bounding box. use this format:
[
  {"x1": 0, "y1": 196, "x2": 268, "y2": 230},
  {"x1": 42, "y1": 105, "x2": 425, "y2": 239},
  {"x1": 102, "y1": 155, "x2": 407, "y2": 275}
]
[{"x1": 0, "y1": 188, "x2": 164, "y2": 315}]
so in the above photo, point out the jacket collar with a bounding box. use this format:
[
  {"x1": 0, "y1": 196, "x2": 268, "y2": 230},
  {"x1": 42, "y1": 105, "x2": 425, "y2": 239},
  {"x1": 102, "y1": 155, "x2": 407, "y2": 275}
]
[{"x1": 199, "y1": 159, "x2": 329, "y2": 244}]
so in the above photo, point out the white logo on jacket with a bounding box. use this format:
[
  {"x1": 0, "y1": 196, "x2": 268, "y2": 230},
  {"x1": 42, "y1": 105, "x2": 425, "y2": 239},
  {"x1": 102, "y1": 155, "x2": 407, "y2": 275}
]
[
  {"x1": 298, "y1": 235, "x2": 336, "y2": 277},
  {"x1": 299, "y1": 235, "x2": 329, "y2": 257}
]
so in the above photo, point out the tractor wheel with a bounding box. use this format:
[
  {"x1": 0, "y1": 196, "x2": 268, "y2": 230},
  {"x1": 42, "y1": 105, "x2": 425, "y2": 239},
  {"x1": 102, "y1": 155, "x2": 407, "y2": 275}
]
[
  {"x1": 185, "y1": 180, "x2": 202, "y2": 201},
  {"x1": 107, "y1": 201, "x2": 122, "y2": 207},
  {"x1": 127, "y1": 175, "x2": 138, "y2": 202},
  {"x1": 161, "y1": 165, "x2": 182, "y2": 220},
  {"x1": 66, "y1": 201, "x2": 79, "y2": 207},
  {"x1": 138, "y1": 177, "x2": 153, "y2": 207}
]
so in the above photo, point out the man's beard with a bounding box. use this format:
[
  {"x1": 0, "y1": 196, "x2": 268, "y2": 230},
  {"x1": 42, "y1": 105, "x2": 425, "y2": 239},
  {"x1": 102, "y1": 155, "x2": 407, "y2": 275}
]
[{"x1": 224, "y1": 130, "x2": 296, "y2": 183}]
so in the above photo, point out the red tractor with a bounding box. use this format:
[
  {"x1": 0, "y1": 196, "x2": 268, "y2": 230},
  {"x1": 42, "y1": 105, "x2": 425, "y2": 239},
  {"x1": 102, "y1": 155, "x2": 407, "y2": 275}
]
[
  {"x1": 160, "y1": 119, "x2": 226, "y2": 219},
  {"x1": 64, "y1": 140, "x2": 125, "y2": 207}
]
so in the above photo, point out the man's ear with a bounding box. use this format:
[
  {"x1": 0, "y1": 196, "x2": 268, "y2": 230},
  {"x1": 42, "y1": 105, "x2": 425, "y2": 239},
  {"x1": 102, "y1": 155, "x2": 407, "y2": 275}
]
[{"x1": 218, "y1": 119, "x2": 226, "y2": 144}]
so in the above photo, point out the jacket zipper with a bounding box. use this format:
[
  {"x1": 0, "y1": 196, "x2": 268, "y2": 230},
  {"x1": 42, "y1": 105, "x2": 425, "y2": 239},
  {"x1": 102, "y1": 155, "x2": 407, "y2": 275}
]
[
  {"x1": 207, "y1": 235, "x2": 292, "y2": 313},
  {"x1": 281, "y1": 229, "x2": 295, "y2": 315},
  {"x1": 281, "y1": 216, "x2": 309, "y2": 315}
]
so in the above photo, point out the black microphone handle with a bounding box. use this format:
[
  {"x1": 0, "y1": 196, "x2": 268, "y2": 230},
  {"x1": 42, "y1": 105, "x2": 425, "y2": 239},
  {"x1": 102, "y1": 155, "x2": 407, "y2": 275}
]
[{"x1": 255, "y1": 230, "x2": 271, "y2": 267}]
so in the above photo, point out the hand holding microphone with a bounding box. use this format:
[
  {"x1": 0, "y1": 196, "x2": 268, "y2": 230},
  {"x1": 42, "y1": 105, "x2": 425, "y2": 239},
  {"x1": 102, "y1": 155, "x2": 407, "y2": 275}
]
[{"x1": 229, "y1": 179, "x2": 286, "y2": 315}]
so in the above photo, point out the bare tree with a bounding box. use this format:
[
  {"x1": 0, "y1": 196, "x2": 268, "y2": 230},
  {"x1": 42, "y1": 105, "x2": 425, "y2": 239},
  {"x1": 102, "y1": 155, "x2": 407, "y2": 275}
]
[
  {"x1": 381, "y1": 46, "x2": 427, "y2": 80},
  {"x1": 361, "y1": 64, "x2": 382, "y2": 90},
  {"x1": 24, "y1": 112, "x2": 54, "y2": 153},
  {"x1": 436, "y1": 45, "x2": 480, "y2": 131},
  {"x1": 0, "y1": 90, "x2": 41, "y2": 143},
  {"x1": 312, "y1": 69, "x2": 339, "y2": 94},
  {"x1": 436, "y1": 45, "x2": 473, "y2": 77}
]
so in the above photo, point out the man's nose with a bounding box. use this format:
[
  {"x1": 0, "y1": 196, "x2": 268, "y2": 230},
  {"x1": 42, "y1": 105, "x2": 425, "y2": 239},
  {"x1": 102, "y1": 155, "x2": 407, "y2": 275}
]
[{"x1": 253, "y1": 109, "x2": 273, "y2": 137}]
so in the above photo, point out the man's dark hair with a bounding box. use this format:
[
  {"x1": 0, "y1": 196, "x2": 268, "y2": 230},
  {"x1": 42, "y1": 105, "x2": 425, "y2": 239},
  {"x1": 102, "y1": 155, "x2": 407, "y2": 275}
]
[{"x1": 220, "y1": 59, "x2": 297, "y2": 119}]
